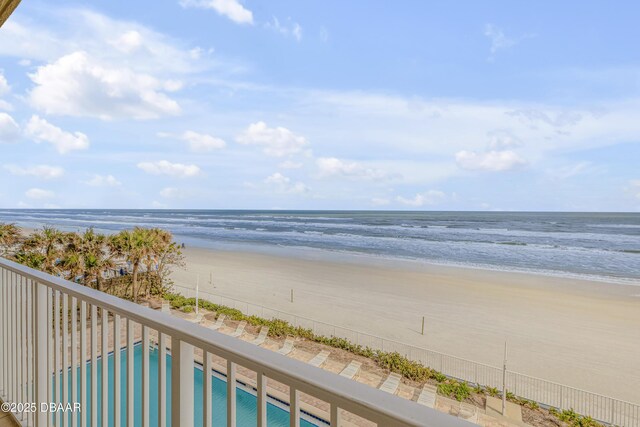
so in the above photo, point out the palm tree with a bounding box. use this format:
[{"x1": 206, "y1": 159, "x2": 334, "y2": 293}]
[
  {"x1": 0, "y1": 223, "x2": 21, "y2": 257},
  {"x1": 15, "y1": 251, "x2": 46, "y2": 270},
  {"x1": 20, "y1": 226, "x2": 65, "y2": 274},
  {"x1": 61, "y1": 228, "x2": 114, "y2": 289},
  {"x1": 142, "y1": 228, "x2": 174, "y2": 297},
  {"x1": 110, "y1": 227, "x2": 154, "y2": 303},
  {"x1": 83, "y1": 231, "x2": 115, "y2": 291}
]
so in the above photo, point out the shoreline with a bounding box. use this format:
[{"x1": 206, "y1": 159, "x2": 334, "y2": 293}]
[
  {"x1": 17, "y1": 220, "x2": 640, "y2": 292},
  {"x1": 179, "y1": 237, "x2": 640, "y2": 293},
  {"x1": 8, "y1": 219, "x2": 640, "y2": 288}
]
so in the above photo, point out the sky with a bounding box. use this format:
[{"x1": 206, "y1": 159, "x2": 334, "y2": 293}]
[{"x1": 0, "y1": 1, "x2": 639, "y2": 211}]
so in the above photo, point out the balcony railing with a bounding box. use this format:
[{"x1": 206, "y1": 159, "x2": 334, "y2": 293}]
[{"x1": 0, "y1": 257, "x2": 467, "y2": 427}]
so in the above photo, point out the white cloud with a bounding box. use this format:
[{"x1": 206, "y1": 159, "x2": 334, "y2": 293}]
[
  {"x1": 316, "y1": 157, "x2": 391, "y2": 180},
  {"x1": 179, "y1": 0, "x2": 253, "y2": 25},
  {"x1": 279, "y1": 160, "x2": 303, "y2": 169},
  {"x1": 112, "y1": 30, "x2": 143, "y2": 53},
  {"x1": 484, "y1": 24, "x2": 517, "y2": 55},
  {"x1": 151, "y1": 200, "x2": 168, "y2": 209},
  {"x1": 25, "y1": 188, "x2": 55, "y2": 200},
  {"x1": 319, "y1": 27, "x2": 329, "y2": 43},
  {"x1": 265, "y1": 17, "x2": 303, "y2": 41},
  {"x1": 25, "y1": 115, "x2": 89, "y2": 154},
  {"x1": 0, "y1": 73, "x2": 9, "y2": 96},
  {"x1": 0, "y1": 113, "x2": 20, "y2": 143},
  {"x1": 159, "y1": 130, "x2": 226, "y2": 152},
  {"x1": 293, "y1": 24, "x2": 302, "y2": 42},
  {"x1": 5, "y1": 165, "x2": 64, "y2": 179},
  {"x1": 264, "y1": 172, "x2": 309, "y2": 194},
  {"x1": 397, "y1": 190, "x2": 446, "y2": 207},
  {"x1": 264, "y1": 172, "x2": 289, "y2": 185},
  {"x1": 83, "y1": 174, "x2": 121, "y2": 187},
  {"x1": 137, "y1": 160, "x2": 201, "y2": 177},
  {"x1": 0, "y1": 71, "x2": 13, "y2": 110},
  {"x1": 546, "y1": 162, "x2": 594, "y2": 180},
  {"x1": 308, "y1": 91, "x2": 640, "y2": 165},
  {"x1": 28, "y1": 51, "x2": 181, "y2": 120},
  {"x1": 236, "y1": 121, "x2": 308, "y2": 157},
  {"x1": 1, "y1": 9, "x2": 209, "y2": 76},
  {"x1": 455, "y1": 150, "x2": 526, "y2": 172},
  {"x1": 487, "y1": 130, "x2": 521, "y2": 150},
  {"x1": 484, "y1": 24, "x2": 534, "y2": 60}
]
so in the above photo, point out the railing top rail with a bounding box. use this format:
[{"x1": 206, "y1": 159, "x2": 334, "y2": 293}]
[{"x1": 0, "y1": 256, "x2": 468, "y2": 426}]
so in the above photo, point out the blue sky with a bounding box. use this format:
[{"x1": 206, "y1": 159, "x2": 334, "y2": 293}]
[{"x1": 0, "y1": 0, "x2": 639, "y2": 211}]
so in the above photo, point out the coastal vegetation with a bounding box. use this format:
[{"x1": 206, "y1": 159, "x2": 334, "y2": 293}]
[
  {"x1": 0, "y1": 223, "x2": 20, "y2": 257},
  {"x1": 0, "y1": 223, "x2": 183, "y2": 301}
]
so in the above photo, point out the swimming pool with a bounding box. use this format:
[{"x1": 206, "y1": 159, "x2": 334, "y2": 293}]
[{"x1": 56, "y1": 344, "x2": 323, "y2": 426}]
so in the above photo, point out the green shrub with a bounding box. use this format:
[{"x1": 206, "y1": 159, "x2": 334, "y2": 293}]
[
  {"x1": 182, "y1": 305, "x2": 194, "y2": 313},
  {"x1": 527, "y1": 400, "x2": 539, "y2": 410},
  {"x1": 437, "y1": 380, "x2": 471, "y2": 402},
  {"x1": 550, "y1": 409, "x2": 605, "y2": 427},
  {"x1": 486, "y1": 387, "x2": 499, "y2": 397},
  {"x1": 559, "y1": 408, "x2": 580, "y2": 423},
  {"x1": 433, "y1": 372, "x2": 447, "y2": 383},
  {"x1": 374, "y1": 351, "x2": 433, "y2": 382}
]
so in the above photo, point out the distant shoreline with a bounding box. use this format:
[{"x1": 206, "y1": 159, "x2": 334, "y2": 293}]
[{"x1": 179, "y1": 236, "x2": 640, "y2": 289}]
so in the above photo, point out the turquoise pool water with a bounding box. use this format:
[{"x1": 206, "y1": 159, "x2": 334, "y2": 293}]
[{"x1": 56, "y1": 344, "x2": 321, "y2": 426}]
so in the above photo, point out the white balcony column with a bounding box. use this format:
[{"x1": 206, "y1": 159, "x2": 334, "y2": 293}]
[
  {"x1": 33, "y1": 282, "x2": 49, "y2": 427},
  {"x1": 171, "y1": 338, "x2": 194, "y2": 427}
]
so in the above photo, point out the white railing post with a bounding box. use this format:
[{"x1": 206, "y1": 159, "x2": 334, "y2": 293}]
[
  {"x1": 257, "y1": 372, "x2": 267, "y2": 427},
  {"x1": 203, "y1": 352, "x2": 212, "y2": 427},
  {"x1": 171, "y1": 339, "x2": 194, "y2": 427},
  {"x1": 290, "y1": 387, "x2": 300, "y2": 427},
  {"x1": 330, "y1": 403, "x2": 340, "y2": 427},
  {"x1": 227, "y1": 360, "x2": 236, "y2": 427},
  {"x1": 33, "y1": 282, "x2": 49, "y2": 427},
  {"x1": 158, "y1": 333, "x2": 167, "y2": 427}
]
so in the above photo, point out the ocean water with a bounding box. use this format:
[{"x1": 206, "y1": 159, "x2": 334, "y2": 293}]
[{"x1": 1, "y1": 209, "x2": 639, "y2": 284}]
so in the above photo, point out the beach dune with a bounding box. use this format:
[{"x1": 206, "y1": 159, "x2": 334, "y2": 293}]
[{"x1": 172, "y1": 246, "x2": 640, "y2": 403}]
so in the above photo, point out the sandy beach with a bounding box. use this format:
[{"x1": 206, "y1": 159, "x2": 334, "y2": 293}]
[{"x1": 171, "y1": 245, "x2": 640, "y2": 403}]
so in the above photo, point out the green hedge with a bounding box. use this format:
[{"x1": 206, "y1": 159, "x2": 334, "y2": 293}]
[{"x1": 163, "y1": 292, "x2": 442, "y2": 383}]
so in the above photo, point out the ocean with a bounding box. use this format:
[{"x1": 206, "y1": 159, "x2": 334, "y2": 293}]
[{"x1": 1, "y1": 209, "x2": 639, "y2": 284}]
